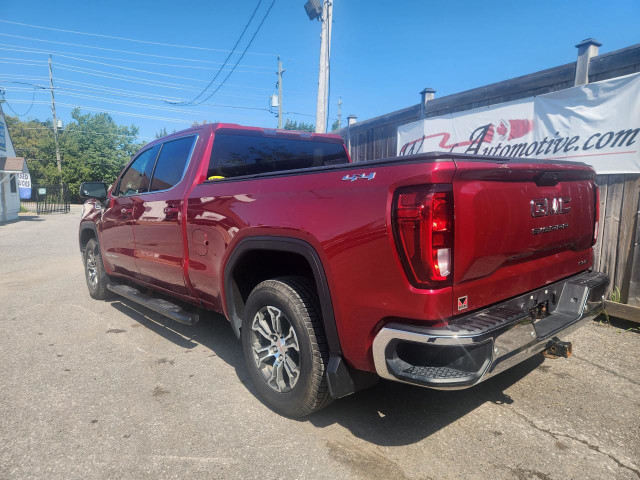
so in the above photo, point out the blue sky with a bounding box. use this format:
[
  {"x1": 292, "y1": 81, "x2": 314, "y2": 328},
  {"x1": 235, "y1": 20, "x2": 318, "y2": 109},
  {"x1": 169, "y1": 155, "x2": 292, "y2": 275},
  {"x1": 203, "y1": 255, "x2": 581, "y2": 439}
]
[{"x1": 1, "y1": 0, "x2": 639, "y2": 141}]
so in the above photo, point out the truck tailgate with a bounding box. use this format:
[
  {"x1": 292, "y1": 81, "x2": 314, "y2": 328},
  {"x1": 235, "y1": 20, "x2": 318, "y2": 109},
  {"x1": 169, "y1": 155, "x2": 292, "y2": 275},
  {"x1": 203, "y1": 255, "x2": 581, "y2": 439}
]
[{"x1": 451, "y1": 160, "x2": 597, "y2": 314}]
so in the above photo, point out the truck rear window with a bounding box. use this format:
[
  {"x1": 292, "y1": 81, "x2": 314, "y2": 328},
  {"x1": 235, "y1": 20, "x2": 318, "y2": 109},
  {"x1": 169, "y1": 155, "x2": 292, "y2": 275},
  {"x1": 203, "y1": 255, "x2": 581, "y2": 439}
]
[{"x1": 208, "y1": 133, "x2": 348, "y2": 179}]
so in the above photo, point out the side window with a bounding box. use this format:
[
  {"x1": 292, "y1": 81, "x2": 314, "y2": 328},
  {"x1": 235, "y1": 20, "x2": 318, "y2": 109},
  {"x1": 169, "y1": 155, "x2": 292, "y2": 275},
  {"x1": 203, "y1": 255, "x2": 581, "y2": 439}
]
[
  {"x1": 149, "y1": 136, "x2": 195, "y2": 192},
  {"x1": 208, "y1": 134, "x2": 348, "y2": 178},
  {"x1": 10, "y1": 175, "x2": 17, "y2": 193},
  {"x1": 117, "y1": 145, "x2": 159, "y2": 196}
]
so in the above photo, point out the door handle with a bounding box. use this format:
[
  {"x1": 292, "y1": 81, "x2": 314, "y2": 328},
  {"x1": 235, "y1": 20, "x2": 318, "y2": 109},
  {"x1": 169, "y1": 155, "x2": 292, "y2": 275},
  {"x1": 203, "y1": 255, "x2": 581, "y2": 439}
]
[{"x1": 163, "y1": 206, "x2": 180, "y2": 217}]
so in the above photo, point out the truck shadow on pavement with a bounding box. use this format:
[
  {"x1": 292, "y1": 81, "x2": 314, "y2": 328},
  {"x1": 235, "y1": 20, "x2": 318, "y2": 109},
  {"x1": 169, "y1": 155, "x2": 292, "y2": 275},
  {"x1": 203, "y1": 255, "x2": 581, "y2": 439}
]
[
  {"x1": 0, "y1": 215, "x2": 45, "y2": 226},
  {"x1": 111, "y1": 298, "x2": 543, "y2": 447}
]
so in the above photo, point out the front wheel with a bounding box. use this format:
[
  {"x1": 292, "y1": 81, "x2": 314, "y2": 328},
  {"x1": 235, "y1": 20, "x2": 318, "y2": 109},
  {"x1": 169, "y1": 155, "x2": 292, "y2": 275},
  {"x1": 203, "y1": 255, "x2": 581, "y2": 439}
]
[
  {"x1": 241, "y1": 276, "x2": 332, "y2": 417},
  {"x1": 83, "y1": 238, "x2": 113, "y2": 300}
]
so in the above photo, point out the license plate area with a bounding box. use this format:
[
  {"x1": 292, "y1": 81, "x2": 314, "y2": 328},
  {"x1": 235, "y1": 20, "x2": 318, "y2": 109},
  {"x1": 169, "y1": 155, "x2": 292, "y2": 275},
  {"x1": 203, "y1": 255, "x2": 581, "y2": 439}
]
[
  {"x1": 532, "y1": 281, "x2": 590, "y2": 338},
  {"x1": 529, "y1": 300, "x2": 551, "y2": 321}
]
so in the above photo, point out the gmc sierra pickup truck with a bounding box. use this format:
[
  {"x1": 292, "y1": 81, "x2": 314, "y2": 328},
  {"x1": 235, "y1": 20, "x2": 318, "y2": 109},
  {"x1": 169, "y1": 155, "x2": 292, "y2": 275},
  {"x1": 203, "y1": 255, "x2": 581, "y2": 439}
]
[{"x1": 79, "y1": 123, "x2": 609, "y2": 417}]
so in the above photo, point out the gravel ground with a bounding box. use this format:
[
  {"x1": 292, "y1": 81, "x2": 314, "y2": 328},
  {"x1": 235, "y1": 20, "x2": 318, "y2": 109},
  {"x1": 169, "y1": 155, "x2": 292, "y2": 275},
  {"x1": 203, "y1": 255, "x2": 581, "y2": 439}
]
[{"x1": 1, "y1": 207, "x2": 638, "y2": 480}]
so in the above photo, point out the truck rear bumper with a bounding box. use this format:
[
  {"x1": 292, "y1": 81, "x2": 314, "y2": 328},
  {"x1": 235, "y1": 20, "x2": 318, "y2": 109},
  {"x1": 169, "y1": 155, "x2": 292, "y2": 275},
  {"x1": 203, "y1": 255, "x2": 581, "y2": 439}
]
[{"x1": 372, "y1": 271, "x2": 609, "y2": 390}]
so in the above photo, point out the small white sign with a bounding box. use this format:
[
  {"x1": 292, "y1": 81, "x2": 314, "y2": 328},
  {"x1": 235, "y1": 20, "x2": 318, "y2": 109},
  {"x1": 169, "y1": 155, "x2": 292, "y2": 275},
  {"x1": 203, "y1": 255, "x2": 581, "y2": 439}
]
[{"x1": 38, "y1": 188, "x2": 46, "y2": 195}]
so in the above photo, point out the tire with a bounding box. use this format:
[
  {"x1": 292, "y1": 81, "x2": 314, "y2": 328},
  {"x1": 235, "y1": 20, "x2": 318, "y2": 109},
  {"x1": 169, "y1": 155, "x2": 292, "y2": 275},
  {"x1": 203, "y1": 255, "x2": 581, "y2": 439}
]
[
  {"x1": 83, "y1": 238, "x2": 113, "y2": 300},
  {"x1": 241, "y1": 276, "x2": 332, "y2": 417}
]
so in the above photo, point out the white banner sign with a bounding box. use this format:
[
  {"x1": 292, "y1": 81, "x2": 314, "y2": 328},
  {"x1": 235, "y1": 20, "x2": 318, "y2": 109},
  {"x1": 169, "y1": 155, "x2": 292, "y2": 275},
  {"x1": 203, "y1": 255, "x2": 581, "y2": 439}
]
[
  {"x1": 398, "y1": 73, "x2": 640, "y2": 174},
  {"x1": 17, "y1": 172, "x2": 31, "y2": 189}
]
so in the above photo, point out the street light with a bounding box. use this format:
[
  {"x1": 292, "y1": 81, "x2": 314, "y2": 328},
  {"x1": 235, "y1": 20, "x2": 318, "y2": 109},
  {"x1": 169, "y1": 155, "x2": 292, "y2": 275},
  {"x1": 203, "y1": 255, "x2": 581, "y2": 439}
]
[{"x1": 304, "y1": 0, "x2": 322, "y2": 20}]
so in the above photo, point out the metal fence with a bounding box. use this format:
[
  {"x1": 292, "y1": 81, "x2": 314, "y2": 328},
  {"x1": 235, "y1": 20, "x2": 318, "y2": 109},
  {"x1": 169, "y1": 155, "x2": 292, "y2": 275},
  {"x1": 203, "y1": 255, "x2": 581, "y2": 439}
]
[{"x1": 21, "y1": 184, "x2": 70, "y2": 214}]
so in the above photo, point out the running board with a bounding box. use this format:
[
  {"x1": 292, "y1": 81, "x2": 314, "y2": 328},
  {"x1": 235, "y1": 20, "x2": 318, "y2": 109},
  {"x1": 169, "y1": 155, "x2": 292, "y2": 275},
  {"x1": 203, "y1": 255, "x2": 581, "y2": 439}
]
[{"x1": 107, "y1": 283, "x2": 199, "y2": 326}]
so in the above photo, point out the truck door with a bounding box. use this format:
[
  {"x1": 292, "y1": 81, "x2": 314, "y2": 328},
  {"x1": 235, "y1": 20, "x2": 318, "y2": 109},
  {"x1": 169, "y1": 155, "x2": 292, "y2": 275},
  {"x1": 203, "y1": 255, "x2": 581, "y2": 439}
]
[
  {"x1": 132, "y1": 135, "x2": 197, "y2": 295},
  {"x1": 100, "y1": 145, "x2": 159, "y2": 278}
]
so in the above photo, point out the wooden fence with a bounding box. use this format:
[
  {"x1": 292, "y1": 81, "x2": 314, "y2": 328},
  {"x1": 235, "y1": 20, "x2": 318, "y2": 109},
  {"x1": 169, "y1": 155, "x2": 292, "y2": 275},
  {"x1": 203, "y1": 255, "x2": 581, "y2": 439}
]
[
  {"x1": 337, "y1": 39, "x2": 640, "y2": 320},
  {"x1": 594, "y1": 174, "x2": 640, "y2": 307}
]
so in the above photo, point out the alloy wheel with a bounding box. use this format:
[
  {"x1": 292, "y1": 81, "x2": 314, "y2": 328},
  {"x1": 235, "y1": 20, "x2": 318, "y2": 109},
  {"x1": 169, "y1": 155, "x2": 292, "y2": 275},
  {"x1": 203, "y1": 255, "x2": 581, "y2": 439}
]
[{"x1": 250, "y1": 305, "x2": 300, "y2": 393}]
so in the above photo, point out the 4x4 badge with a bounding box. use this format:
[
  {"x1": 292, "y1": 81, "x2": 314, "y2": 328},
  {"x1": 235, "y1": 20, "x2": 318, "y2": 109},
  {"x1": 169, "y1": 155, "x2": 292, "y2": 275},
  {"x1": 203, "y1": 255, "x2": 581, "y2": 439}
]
[
  {"x1": 458, "y1": 296, "x2": 468, "y2": 311},
  {"x1": 342, "y1": 172, "x2": 376, "y2": 182}
]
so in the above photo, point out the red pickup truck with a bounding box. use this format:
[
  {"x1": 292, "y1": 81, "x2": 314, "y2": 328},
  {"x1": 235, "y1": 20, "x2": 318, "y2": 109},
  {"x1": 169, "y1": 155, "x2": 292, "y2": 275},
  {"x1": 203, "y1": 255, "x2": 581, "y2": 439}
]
[{"x1": 79, "y1": 123, "x2": 608, "y2": 417}]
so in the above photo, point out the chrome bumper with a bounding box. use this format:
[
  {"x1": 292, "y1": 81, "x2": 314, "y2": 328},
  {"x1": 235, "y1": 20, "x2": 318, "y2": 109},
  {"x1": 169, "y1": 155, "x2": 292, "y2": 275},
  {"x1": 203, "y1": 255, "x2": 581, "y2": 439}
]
[{"x1": 372, "y1": 271, "x2": 609, "y2": 390}]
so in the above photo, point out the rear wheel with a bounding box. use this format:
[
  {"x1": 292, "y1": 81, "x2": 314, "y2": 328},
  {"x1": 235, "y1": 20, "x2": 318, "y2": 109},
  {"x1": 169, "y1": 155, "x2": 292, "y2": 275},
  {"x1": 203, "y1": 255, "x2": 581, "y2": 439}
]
[
  {"x1": 241, "y1": 276, "x2": 332, "y2": 417},
  {"x1": 83, "y1": 238, "x2": 113, "y2": 300}
]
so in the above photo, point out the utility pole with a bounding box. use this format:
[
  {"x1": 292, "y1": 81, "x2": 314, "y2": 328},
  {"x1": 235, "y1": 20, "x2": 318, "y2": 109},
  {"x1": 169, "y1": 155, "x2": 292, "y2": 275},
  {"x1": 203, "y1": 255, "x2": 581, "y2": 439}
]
[
  {"x1": 48, "y1": 55, "x2": 62, "y2": 174},
  {"x1": 277, "y1": 56, "x2": 284, "y2": 129},
  {"x1": 315, "y1": 0, "x2": 333, "y2": 133},
  {"x1": 337, "y1": 96, "x2": 342, "y2": 129}
]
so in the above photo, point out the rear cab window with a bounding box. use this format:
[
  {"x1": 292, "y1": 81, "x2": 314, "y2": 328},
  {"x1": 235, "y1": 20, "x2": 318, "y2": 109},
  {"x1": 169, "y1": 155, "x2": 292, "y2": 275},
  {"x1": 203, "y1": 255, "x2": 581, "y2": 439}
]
[{"x1": 207, "y1": 133, "x2": 348, "y2": 179}]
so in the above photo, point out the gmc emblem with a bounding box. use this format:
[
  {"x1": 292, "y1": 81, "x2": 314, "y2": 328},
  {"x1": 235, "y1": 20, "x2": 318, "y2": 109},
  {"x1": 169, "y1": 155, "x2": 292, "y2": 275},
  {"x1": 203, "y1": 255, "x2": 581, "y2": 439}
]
[{"x1": 530, "y1": 197, "x2": 571, "y2": 217}]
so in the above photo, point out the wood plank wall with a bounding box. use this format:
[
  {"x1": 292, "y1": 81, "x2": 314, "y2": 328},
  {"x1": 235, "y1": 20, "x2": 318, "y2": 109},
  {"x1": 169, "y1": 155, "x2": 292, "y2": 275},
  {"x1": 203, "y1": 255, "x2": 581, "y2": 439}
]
[{"x1": 594, "y1": 174, "x2": 640, "y2": 304}]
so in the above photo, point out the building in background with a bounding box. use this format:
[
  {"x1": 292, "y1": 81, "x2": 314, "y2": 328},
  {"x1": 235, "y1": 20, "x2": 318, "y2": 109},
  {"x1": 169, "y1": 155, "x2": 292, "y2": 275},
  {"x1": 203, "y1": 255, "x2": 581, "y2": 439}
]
[{"x1": 0, "y1": 104, "x2": 27, "y2": 222}]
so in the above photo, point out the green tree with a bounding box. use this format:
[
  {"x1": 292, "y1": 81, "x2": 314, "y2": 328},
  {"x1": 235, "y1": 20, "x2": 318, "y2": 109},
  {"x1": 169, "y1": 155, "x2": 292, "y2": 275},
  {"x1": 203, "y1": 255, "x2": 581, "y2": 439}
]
[
  {"x1": 6, "y1": 109, "x2": 144, "y2": 202},
  {"x1": 331, "y1": 120, "x2": 341, "y2": 131},
  {"x1": 155, "y1": 127, "x2": 169, "y2": 139},
  {"x1": 284, "y1": 119, "x2": 315, "y2": 132}
]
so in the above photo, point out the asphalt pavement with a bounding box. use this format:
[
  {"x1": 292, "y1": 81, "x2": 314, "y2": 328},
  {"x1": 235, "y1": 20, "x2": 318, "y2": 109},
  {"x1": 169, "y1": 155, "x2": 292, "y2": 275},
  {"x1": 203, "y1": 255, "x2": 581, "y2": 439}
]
[{"x1": 1, "y1": 207, "x2": 638, "y2": 480}]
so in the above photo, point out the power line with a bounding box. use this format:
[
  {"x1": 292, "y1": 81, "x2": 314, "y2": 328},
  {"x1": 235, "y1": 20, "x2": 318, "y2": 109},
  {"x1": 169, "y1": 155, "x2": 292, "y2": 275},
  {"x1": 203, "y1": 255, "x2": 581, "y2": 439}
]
[
  {"x1": 0, "y1": 18, "x2": 276, "y2": 56},
  {"x1": 0, "y1": 41, "x2": 271, "y2": 69},
  {"x1": 53, "y1": 62, "x2": 272, "y2": 91},
  {"x1": 54, "y1": 60, "x2": 251, "y2": 86},
  {"x1": 0, "y1": 33, "x2": 272, "y2": 64},
  {"x1": 55, "y1": 53, "x2": 270, "y2": 80},
  {"x1": 0, "y1": 59, "x2": 46, "y2": 67},
  {"x1": 0, "y1": 74, "x2": 266, "y2": 100},
  {"x1": 13, "y1": 124, "x2": 154, "y2": 141},
  {"x1": 174, "y1": 0, "x2": 263, "y2": 106},
  {"x1": 0, "y1": 85, "x2": 39, "y2": 116},
  {"x1": 2, "y1": 79, "x2": 323, "y2": 120},
  {"x1": 0, "y1": 45, "x2": 272, "y2": 72},
  {"x1": 3, "y1": 89, "x2": 272, "y2": 116},
  {"x1": 7, "y1": 99, "x2": 197, "y2": 124},
  {"x1": 3, "y1": 85, "x2": 319, "y2": 122},
  {"x1": 188, "y1": 0, "x2": 277, "y2": 106}
]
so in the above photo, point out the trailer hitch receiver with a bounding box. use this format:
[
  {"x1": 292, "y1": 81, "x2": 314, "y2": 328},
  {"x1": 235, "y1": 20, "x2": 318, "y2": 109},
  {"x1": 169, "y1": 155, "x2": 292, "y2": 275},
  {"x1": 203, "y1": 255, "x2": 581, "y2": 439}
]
[{"x1": 543, "y1": 338, "x2": 572, "y2": 359}]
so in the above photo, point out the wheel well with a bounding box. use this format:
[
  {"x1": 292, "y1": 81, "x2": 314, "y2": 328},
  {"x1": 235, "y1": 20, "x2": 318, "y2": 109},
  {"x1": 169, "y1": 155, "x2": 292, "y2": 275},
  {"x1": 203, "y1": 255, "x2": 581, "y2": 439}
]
[
  {"x1": 229, "y1": 249, "x2": 316, "y2": 319},
  {"x1": 79, "y1": 227, "x2": 96, "y2": 252}
]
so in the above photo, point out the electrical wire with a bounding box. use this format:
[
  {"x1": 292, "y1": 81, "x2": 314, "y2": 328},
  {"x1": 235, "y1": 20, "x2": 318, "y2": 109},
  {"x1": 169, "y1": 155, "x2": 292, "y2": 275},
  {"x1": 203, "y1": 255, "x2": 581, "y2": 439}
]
[
  {"x1": 52, "y1": 62, "x2": 272, "y2": 91},
  {"x1": 13, "y1": 124, "x2": 154, "y2": 141},
  {"x1": 0, "y1": 46, "x2": 272, "y2": 72},
  {"x1": 188, "y1": 0, "x2": 277, "y2": 106},
  {"x1": 1, "y1": 85, "x2": 38, "y2": 116},
  {"x1": 2, "y1": 88, "x2": 272, "y2": 116},
  {"x1": 0, "y1": 74, "x2": 266, "y2": 100},
  {"x1": 6, "y1": 99, "x2": 196, "y2": 124},
  {"x1": 173, "y1": 0, "x2": 263, "y2": 106},
  {"x1": 0, "y1": 33, "x2": 271, "y2": 63},
  {"x1": 0, "y1": 42, "x2": 272, "y2": 69},
  {"x1": 0, "y1": 18, "x2": 276, "y2": 56}
]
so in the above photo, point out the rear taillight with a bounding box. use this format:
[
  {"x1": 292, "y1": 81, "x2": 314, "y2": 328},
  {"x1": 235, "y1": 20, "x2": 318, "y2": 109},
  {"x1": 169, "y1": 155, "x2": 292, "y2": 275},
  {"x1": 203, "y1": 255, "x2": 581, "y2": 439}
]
[
  {"x1": 393, "y1": 186, "x2": 453, "y2": 288},
  {"x1": 592, "y1": 182, "x2": 600, "y2": 246}
]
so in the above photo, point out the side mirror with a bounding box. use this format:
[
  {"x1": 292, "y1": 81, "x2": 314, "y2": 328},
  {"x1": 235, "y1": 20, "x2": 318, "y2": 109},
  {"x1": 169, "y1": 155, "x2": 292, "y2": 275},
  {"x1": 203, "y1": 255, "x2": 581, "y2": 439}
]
[{"x1": 80, "y1": 182, "x2": 108, "y2": 200}]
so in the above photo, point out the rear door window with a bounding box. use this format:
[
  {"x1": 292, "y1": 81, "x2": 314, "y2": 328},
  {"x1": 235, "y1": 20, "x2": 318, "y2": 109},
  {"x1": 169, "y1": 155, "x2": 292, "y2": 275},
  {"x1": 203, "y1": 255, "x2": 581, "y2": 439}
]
[
  {"x1": 208, "y1": 133, "x2": 348, "y2": 178},
  {"x1": 117, "y1": 145, "x2": 159, "y2": 196},
  {"x1": 149, "y1": 136, "x2": 196, "y2": 192}
]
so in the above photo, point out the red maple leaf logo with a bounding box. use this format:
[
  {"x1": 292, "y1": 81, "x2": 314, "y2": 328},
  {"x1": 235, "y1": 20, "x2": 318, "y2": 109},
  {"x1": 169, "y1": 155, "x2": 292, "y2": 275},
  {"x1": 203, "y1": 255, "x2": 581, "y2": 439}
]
[{"x1": 496, "y1": 121, "x2": 508, "y2": 136}]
